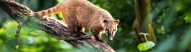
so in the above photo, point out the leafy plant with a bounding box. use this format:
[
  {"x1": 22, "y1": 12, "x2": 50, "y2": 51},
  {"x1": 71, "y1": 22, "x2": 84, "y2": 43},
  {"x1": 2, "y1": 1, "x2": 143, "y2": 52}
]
[{"x1": 138, "y1": 33, "x2": 155, "y2": 51}]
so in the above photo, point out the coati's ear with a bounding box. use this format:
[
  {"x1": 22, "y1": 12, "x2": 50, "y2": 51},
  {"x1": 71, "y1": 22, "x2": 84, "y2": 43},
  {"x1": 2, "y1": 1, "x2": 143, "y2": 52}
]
[
  {"x1": 115, "y1": 19, "x2": 119, "y2": 24},
  {"x1": 103, "y1": 19, "x2": 108, "y2": 23}
]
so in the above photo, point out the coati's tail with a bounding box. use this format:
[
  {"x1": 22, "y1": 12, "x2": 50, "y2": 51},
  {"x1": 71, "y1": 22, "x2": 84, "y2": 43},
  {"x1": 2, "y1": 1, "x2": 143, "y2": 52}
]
[{"x1": 30, "y1": 3, "x2": 63, "y2": 17}]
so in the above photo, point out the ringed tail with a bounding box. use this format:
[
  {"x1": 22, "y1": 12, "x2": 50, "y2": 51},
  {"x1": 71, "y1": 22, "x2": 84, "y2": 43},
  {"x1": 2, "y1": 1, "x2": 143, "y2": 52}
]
[{"x1": 31, "y1": 3, "x2": 63, "y2": 17}]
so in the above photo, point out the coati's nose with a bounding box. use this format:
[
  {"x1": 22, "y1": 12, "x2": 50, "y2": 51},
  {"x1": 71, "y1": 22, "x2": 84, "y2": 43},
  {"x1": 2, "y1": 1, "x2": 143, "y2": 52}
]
[
  {"x1": 108, "y1": 33, "x2": 113, "y2": 41},
  {"x1": 109, "y1": 37, "x2": 113, "y2": 41}
]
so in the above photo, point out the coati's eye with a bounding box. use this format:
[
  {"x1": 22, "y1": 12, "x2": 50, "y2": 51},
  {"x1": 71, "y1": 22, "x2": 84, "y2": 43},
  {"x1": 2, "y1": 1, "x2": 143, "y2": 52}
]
[
  {"x1": 105, "y1": 29, "x2": 109, "y2": 32},
  {"x1": 105, "y1": 28, "x2": 109, "y2": 30},
  {"x1": 113, "y1": 29, "x2": 116, "y2": 31}
]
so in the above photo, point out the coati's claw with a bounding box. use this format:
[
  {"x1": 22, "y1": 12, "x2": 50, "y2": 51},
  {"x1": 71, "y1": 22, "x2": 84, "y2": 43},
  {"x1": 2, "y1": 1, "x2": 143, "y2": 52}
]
[{"x1": 76, "y1": 33, "x2": 92, "y2": 40}]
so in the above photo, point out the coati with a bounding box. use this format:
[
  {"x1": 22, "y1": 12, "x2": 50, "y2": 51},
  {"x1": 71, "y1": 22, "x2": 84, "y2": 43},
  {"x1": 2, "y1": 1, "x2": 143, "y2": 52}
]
[{"x1": 30, "y1": 0, "x2": 119, "y2": 41}]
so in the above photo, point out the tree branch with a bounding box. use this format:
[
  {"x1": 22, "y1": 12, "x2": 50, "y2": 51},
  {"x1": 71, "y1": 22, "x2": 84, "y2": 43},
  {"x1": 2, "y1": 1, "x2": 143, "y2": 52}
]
[{"x1": 0, "y1": 0, "x2": 115, "y2": 52}]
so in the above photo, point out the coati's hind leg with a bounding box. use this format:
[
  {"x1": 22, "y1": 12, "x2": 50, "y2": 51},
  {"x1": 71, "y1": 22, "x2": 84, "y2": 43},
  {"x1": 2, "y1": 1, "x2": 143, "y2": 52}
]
[
  {"x1": 68, "y1": 23, "x2": 76, "y2": 35},
  {"x1": 66, "y1": 17, "x2": 77, "y2": 35}
]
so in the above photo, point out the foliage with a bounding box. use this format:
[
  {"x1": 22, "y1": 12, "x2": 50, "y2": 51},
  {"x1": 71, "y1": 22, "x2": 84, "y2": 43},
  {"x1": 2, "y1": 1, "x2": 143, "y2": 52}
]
[
  {"x1": 138, "y1": 33, "x2": 155, "y2": 51},
  {"x1": 0, "y1": 21, "x2": 73, "y2": 52},
  {"x1": 138, "y1": 41, "x2": 155, "y2": 51},
  {"x1": 0, "y1": 0, "x2": 191, "y2": 52}
]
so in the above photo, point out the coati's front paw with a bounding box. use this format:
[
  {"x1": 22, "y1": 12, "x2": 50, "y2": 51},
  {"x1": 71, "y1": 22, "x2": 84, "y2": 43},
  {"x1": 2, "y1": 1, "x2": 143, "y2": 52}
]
[{"x1": 96, "y1": 37, "x2": 104, "y2": 42}]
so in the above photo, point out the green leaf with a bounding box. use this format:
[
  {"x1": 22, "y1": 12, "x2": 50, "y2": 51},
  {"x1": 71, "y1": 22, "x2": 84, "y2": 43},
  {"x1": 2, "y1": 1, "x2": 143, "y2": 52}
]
[
  {"x1": 140, "y1": 32, "x2": 149, "y2": 36},
  {"x1": 0, "y1": 29, "x2": 5, "y2": 35},
  {"x1": 184, "y1": 12, "x2": 191, "y2": 23},
  {"x1": 138, "y1": 41, "x2": 155, "y2": 51}
]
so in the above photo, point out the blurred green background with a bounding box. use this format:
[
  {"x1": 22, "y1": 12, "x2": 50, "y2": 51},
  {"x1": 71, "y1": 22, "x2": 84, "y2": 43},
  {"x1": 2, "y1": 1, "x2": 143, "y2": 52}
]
[{"x1": 0, "y1": 0, "x2": 191, "y2": 52}]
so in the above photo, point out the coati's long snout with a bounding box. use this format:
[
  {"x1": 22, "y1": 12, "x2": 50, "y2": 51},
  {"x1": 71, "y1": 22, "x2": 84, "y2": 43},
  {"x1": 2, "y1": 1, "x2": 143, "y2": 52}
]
[
  {"x1": 106, "y1": 30, "x2": 113, "y2": 41},
  {"x1": 105, "y1": 29, "x2": 117, "y2": 41}
]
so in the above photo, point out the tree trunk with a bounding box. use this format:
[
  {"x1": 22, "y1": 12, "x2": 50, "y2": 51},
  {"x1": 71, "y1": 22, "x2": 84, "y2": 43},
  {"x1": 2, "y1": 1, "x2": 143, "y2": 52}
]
[{"x1": 134, "y1": 0, "x2": 157, "y2": 43}]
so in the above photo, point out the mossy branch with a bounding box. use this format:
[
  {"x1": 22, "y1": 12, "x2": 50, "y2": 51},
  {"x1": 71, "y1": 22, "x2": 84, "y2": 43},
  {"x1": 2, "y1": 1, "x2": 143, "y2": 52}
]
[{"x1": 0, "y1": 0, "x2": 115, "y2": 52}]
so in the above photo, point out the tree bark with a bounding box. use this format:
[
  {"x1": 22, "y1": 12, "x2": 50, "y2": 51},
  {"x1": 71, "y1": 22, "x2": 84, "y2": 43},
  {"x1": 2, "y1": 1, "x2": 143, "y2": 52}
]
[
  {"x1": 0, "y1": 0, "x2": 115, "y2": 52},
  {"x1": 134, "y1": 0, "x2": 157, "y2": 43}
]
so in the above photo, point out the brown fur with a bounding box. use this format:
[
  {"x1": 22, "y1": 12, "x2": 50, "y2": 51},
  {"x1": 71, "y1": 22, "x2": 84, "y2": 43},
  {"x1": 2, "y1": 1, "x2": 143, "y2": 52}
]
[{"x1": 31, "y1": 0, "x2": 119, "y2": 41}]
